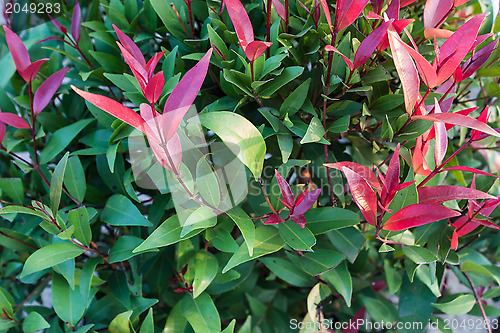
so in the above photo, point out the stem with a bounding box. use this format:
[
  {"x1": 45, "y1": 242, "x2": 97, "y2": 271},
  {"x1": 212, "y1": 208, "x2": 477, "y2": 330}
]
[
  {"x1": 462, "y1": 271, "x2": 492, "y2": 333},
  {"x1": 266, "y1": 0, "x2": 272, "y2": 58},
  {"x1": 14, "y1": 276, "x2": 51, "y2": 313},
  {"x1": 187, "y1": 1, "x2": 195, "y2": 38},
  {"x1": 285, "y1": 0, "x2": 289, "y2": 33},
  {"x1": 259, "y1": 178, "x2": 278, "y2": 215},
  {"x1": 0, "y1": 230, "x2": 39, "y2": 250},
  {"x1": 250, "y1": 60, "x2": 255, "y2": 82}
]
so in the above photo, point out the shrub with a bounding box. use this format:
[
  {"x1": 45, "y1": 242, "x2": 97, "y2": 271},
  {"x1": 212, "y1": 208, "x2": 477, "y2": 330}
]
[{"x1": 1, "y1": 0, "x2": 500, "y2": 332}]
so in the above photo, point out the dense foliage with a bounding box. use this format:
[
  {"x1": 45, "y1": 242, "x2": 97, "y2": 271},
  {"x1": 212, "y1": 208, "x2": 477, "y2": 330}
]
[{"x1": 1, "y1": 0, "x2": 500, "y2": 332}]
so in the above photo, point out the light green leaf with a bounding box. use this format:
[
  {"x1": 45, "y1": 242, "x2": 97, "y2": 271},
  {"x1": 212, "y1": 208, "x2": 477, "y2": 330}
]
[
  {"x1": 199, "y1": 111, "x2": 266, "y2": 180},
  {"x1": 68, "y1": 206, "x2": 91, "y2": 246},
  {"x1": 321, "y1": 261, "x2": 352, "y2": 307},
  {"x1": 0, "y1": 178, "x2": 24, "y2": 204},
  {"x1": 260, "y1": 256, "x2": 313, "y2": 287},
  {"x1": 181, "y1": 206, "x2": 217, "y2": 237},
  {"x1": 109, "y1": 310, "x2": 133, "y2": 333},
  {"x1": 193, "y1": 251, "x2": 219, "y2": 298},
  {"x1": 50, "y1": 152, "x2": 69, "y2": 216},
  {"x1": 63, "y1": 156, "x2": 86, "y2": 203},
  {"x1": 52, "y1": 274, "x2": 86, "y2": 326},
  {"x1": 278, "y1": 220, "x2": 316, "y2": 251},
  {"x1": 181, "y1": 293, "x2": 221, "y2": 333},
  {"x1": 403, "y1": 246, "x2": 438, "y2": 264},
  {"x1": 432, "y1": 294, "x2": 475, "y2": 315},
  {"x1": 22, "y1": 312, "x2": 50, "y2": 333},
  {"x1": 20, "y1": 243, "x2": 85, "y2": 278},
  {"x1": 226, "y1": 207, "x2": 255, "y2": 256},
  {"x1": 196, "y1": 157, "x2": 221, "y2": 208},
  {"x1": 300, "y1": 117, "x2": 327, "y2": 144},
  {"x1": 101, "y1": 194, "x2": 152, "y2": 227}
]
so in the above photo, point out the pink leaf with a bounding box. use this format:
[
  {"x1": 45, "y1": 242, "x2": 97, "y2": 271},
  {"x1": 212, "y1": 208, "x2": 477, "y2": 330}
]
[
  {"x1": 418, "y1": 185, "x2": 495, "y2": 204},
  {"x1": 413, "y1": 136, "x2": 432, "y2": 176},
  {"x1": 319, "y1": 0, "x2": 333, "y2": 33},
  {"x1": 342, "y1": 167, "x2": 378, "y2": 226},
  {"x1": 335, "y1": 0, "x2": 370, "y2": 33},
  {"x1": 413, "y1": 112, "x2": 500, "y2": 138},
  {"x1": 399, "y1": 30, "x2": 438, "y2": 88},
  {"x1": 450, "y1": 229, "x2": 458, "y2": 249},
  {"x1": 462, "y1": 40, "x2": 497, "y2": 79},
  {"x1": 71, "y1": 0, "x2": 81, "y2": 43},
  {"x1": 19, "y1": 59, "x2": 48, "y2": 82},
  {"x1": 149, "y1": 131, "x2": 182, "y2": 173},
  {"x1": 325, "y1": 161, "x2": 382, "y2": 192},
  {"x1": 275, "y1": 170, "x2": 295, "y2": 209},
  {"x1": 293, "y1": 188, "x2": 321, "y2": 215},
  {"x1": 423, "y1": 0, "x2": 454, "y2": 29},
  {"x1": 386, "y1": 0, "x2": 400, "y2": 19},
  {"x1": 426, "y1": 106, "x2": 477, "y2": 140},
  {"x1": 264, "y1": 213, "x2": 285, "y2": 225},
  {"x1": 225, "y1": 0, "x2": 254, "y2": 49},
  {"x1": 290, "y1": 214, "x2": 307, "y2": 228},
  {"x1": 366, "y1": 11, "x2": 383, "y2": 19},
  {"x1": 370, "y1": 0, "x2": 384, "y2": 14},
  {"x1": 144, "y1": 71, "x2": 165, "y2": 104},
  {"x1": 35, "y1": 36, "x2": 69, "y2": 45},
  {"x1": 424, "y1": 28, "x2": 453, "y2": 39},
  {"x1": 383, "y1": 203, "x2": 460, "y2": 231},
  {"x1": 3, "y1": 26, "x2": 30, "y2": 75},
  {"x1": 116, "y1": 42, "x2": 148, "y2": 84},
  {"x1": 113, "y1": 24, "x2": 146, "y2": 68},
  {"x1": 471, "y1": 106, "x2": 490, "y2": 140},
  {"x1": 400, "y1": 0, "x2": 417, "y2": 6},
  {"x1": 162, "y1": 49, "x2": 212, "y2": 141},
  {"x1": 353, "y1": 19, "x2": 393, "y2": 69},
  {"x1": 48, "y1": 15, "x2": 67, "y2": 34},
  {"x1": 325, "y1": 45, "x2": 354, "y2": 71},
  {"x1": 435, "y1": 13, "x2": 488, "y2": 85},
  {"x1": 71, "y1": 85, "x2": 145, "y2": 133},
  {"x1": 145, "y1": 51, "x2": 167, "y2": 78},
  {"x1": 454, "y1": 0, "x2": 469, "y2": 6},
  {"x1": 33, "y1": 67, "x2": 70, "y2": 115},
  {"x1": 0, "y1": 112, "x2": 30, "y2": 129},
  {"x1": 244, "y1": 41, "x2": 272, "y2": 62},
  {"x1": 387, "y1": 26, "x2": 420, "y2": 115},
  {"x1": 385, "y1": 143, "x2": 400, "y2": 194},
  {"x1": 473, "y1": 218, "x2": 500, "y2": 231},
  {"x1": 433, "y1": 98, "x2": 447, "y2": 166},
  {"x1": 0, "y1": 123, "x2": 5, "y2": 144},
  {"x1": 272, "y1": 0, "x2": 286, "y2": 21},
  {"x1": 440, "y1": 166, "x2": 498, "y2": 178}
]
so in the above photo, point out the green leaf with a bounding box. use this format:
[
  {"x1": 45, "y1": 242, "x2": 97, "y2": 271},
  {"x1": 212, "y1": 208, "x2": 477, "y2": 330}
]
[
  {"x1": 327, "y1": 115, "x2": 350, "y2": 133},
  {"x1": 280, "y1": 78, "x2": 311, "y2": 116},
  {"x1": 226, "y1": 207, "x2": 255, "y2": 257},
  {"x1": 108, "y1": 310, "x2": 133, "y2": 333},
  {"x1": 278, "y1": 220, "x2": 316, "y2": 251},
  {"x1": 432, "y1": 294, "x2": 475, "y2": 315},
  {"x1": 221, "y1": 319, "x2": 236, "y2": 333},
  {"x1": 63, "y1": 156, "x2": 86, "y2": 203},
  {"x1": 371, "y1": 94, "x2": 404, "y2": 114},
  {"x1": 326, "y1": 227, "x2": 365, "y2": 263},
  {"x1": 398, "y1": 276, "x2": 436, "y2": 332},
  {"x1": 307, "y1": 283, "x2": 331, "y2": 320},
  {"x1": 181, "y1": 206, "x2": 217, "y2": 237},
  {"x1": 299, "y1": 249, "x2": 345, "y2": 275},
  {"x1": 258, "y1": 66, "x2": 304, "y2": 98},
  {"x1": 260, "y1": 257, "x2": 313, "y2": 287},
  {"x1": 402, "y1": 246, "x2": 438, "y2": 264},
  {"x1": 40, "y1": 119, "x2": 94, "y2": 164},
  {"x1": 52, "y1": 274, "x2": 86, "y2": 326},
  {"x1": 22, "y1": 312, "x2": 50, "y2": 333},
  {"x1": 50, "y1": 152, "x2": 69, "y2": 215},
  {"x1": 101, "y1": 194, "x2": 152, "y2": 227},
  {"x1": 199, "y1": 111, "x2": 266, "y2": 180},
  {"x1": 384, "y1": 259, "x2": 402, "y2": 294},
  {"x1": 68, "y1": 206, "x2": 92, "y2": 246},
  {"x1": 0, "y1": 178, "x2": 24, "y2": 204},
  {"x1": 196, "y1": 157, "x2": 221, "y2": 208},
  {"x1": 108, "y1": 235, "x2": 158, "y2": 263},
  {"x1": 0, "y1": 228, "x2": 37, "y2": 252},
  {"x1": 321, "y1": 261, "x2": 352, "y2": 306},
  {"x1": 304, "y1": 207, "x2": 359, "y2": 234},
  {"x1": 0, "y1": 205, "x2": 48, "y2": 221},
  {"x1": 193, "y1": 251, "x2": 219, "y2": 298},
  {"x1": 223, "y1": 226, "x2": 285, "y2": 273},
  {"x1": 181, "y1": 293, "x2": 221, "y2": 333},
  {"x1": 300, "y1": 117, "x2": 327, "y2": 144},
  {"x1": 20, "y1": 242, "x2": 85, "y2": 278}
]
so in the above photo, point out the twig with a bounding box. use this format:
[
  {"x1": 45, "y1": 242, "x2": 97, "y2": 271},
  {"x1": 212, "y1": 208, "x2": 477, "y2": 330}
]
[{"x1": 462, "y1": 271, "x2": 492, "y2": 333}]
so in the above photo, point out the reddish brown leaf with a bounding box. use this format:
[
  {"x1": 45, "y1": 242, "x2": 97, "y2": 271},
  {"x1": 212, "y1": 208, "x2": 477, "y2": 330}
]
[
  {"x1": 334, "y1": 0, "x2": 370, "y2": 33},
  {"x1": 383, "y1": 203, "x2": 460, "y2": 231},
  {"x1": 418, "y1": 185, "x2": 495, "y2": 204},
  {"x1": 325, "y1": 161, "x2": 382, "y2": 192},
  {"x1": 275, "y1": 170, "x2": 295, "y2": 209},
  {"x1": 342, "y1": 167, "x2": 378, "y2": 226}
]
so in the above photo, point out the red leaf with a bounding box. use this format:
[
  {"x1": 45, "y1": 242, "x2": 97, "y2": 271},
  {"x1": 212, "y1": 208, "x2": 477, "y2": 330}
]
[
  {"x1": 116, "y1": 42, "x2": 148, "y2": 87},
  {"x1": 413, "y1": 136, "x2": 431, "y2": 176},
  {"x1": 353, "y1": 19, "x2": 393, "y2": 69},
  {"x1": 433, "y1": 98, "x2": 447, "y2": 166},
  {"x1": 370, "y1": 0, "x2": 384, "y2": 14},
  {"x1": 48, "y1": 15, "x2": 67, "y2": 34},
  {"x1": 71, "y1": 86, "x2": 145, "y2": 133},
  {"x1": 272, "y1": 0, "x2": 286, "y2": 21},
  {"x1": 275, "y1": 170, "x2": 295, "y2": 209},
  {"x1": 450, "y1": 229, "x2": 458, "y2": 250},
  {"x1": 342, "y1": 307, "x2": 366, "y2": 333},
  {"x1": 418, "y1": 185, "x2": 495, "y2": 204},
  {"x1": 426, "y1": 106, "x2": 477, "y2": 140},
  {"x1": 263, "y1": 213, "x2": 285, "y2": 225},
  {"x1": 325, "y1": 45, "x2": 354, "y2": 71},
  {"x1": 335, "y1": 0, "x2": 370, "y2": 33},
  {"x1": 144, "y1": 71, "x2": 165, "y2": 104},
  {"x1": 435, "y1": 13, "x2": 487, "y2": 85},
  {"x1": 293, "y1": 188, "x2": 321, "y2": 215},
  {"x1": 462, "y1": 40, "x2": 497, "y2": 79},
  {"x1": 319, "y1": 0, "x2": 333, "y2": 33},
  {"x1": 386, "y1": 0, "x2": 399, "y2": 19},
  {"x1": 400, "y1": 0, "x2": 417, "y2": 6},
  {"x1": 71, "y1": 0, "x2": 81, "y2": 43},
  {"x1": 413, "y1": 112, "x2": 500, "y2": 138},
  {"x1": 33, "y1": 67, "x2": 69, "y2": 115},
  {"x1": 385, "y1": 143, "x2": 400, "y2": 194},
  {"x1": 20, "y1": 59, "x2": 49, "y2": 82},
  {"x1": 163, "y1": 49, "x2": 212, "y2": 141},
  {"x1": 225, "y1": 0, "x2": 254, "y2": 49},
  {"x1": 398, "y1": 31, "x2": 438, "y2": 88},
  {"x1": 0, "y1": 112, "x2": 30, "y2": 129},
  {"x1": 440, "y1": 166, "x2": 497, "y2": 178},
  {"x1": 113, "y1": 24, "x2": 146, "y2": 68},
  {"x1": 423, "y1": 0, "x2": 454, "y2": 29},
  {"x1": 471, "y1": 106, "x2": 489, "y2": 141},
  {"x1": 244, "y1": 41, "x2": 272, "y2": 62},
  {"x1": 387, "y1": 26, "x2": 420, "y2": 115},
  {"x1": 342, "y1": 167, "x2": 378, "y2": 226},
  {"x1": 0, "y1": 123, "x2": 5, "y2": 144},
  {"x1": 146, "y1": 51, "x2": 167, "y2": 78},
  {"x1": 3, "y1": 26, "x2": 30, "y2": 75},
  {"x1": 383, "y1": 203, "x2": 460, "y2": 231},
  {"x1": 325, "y1": 161, "x2": 382, "y2": 192},
  {"x1": 473, "y1": 218, "x2": 500, "y2": 231},
  {"x1": 290, "y1": 214, "x2": 307, "y2": 228}
]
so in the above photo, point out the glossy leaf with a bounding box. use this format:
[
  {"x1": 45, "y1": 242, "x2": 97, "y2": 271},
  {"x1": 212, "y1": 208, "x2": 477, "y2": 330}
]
[
  {"x1": 101, "y1": 194, "x2": 152, "y2": 227},
  {"x1": 413, "y1": 112, "x2": 500, "y2": 138},
  {"x1": 33, "y1": 68, "x2": 69, "y2": 115},
  {"x1": 181, "y1": 293, "x2": 221, "y2": 333},
  {"x1": 71, "y1": 0, "x2": 81, "y2": 43},
  {"x1": 226, "y1": 207, "x2": 255, "y2": 257},
  {"x1": 20, "y1": 243, "x2": 85, "y2": 278},
  {"x1": 383, "y1": 203, "x2": 460, "y2": 231},
  {"x1": 342, "y1": 167, "x2": 378, "y2": 226},
  {"x1": 353, "y1": 19, "x2": 392, "y2": 69},
  {"x1": 418, "y1": 185, "x2": 495, "y2": 204},
  {"x1": 335, "y1": 0, "x2": 370, "y2": 33},
  {"x1": 193, "y1": 251, "x2": 219, "y2": 298},
  {"x1": 50, "y1": 152, "x2": 69, "y2": 216}
]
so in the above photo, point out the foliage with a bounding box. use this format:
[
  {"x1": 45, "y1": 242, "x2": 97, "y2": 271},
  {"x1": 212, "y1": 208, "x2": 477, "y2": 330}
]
[{"x1": 1, "y1": 0, "x2": 500, "y2": 332}]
